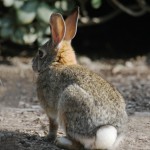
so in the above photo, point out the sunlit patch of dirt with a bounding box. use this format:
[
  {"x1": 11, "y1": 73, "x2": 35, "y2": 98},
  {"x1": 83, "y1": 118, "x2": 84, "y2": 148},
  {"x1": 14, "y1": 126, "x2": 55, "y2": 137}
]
[{"x1": 0, "y1": 56, "x2": 150, "y2": 149}]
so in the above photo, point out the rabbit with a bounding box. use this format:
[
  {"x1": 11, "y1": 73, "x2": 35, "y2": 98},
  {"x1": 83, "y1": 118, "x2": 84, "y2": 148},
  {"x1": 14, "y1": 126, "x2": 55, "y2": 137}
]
[{"x1": 32, "y1": 7, "x2": 128, "y2": 150}]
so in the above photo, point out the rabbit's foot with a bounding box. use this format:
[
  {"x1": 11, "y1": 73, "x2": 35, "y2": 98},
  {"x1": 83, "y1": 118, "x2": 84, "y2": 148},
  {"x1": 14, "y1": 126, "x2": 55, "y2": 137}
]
[
  {"x1": 46, "y1": 133, "x2": 57, "y2": 142},
  {"x1": 55, "y1": 136, "x2": 84, "y2": 150}
]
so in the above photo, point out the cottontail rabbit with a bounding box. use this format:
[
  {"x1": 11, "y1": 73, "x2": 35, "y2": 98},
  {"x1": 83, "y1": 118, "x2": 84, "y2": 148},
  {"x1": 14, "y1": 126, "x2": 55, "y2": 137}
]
[{"x1": 32, "y1": 7, "x2": 128, "y2": 150}]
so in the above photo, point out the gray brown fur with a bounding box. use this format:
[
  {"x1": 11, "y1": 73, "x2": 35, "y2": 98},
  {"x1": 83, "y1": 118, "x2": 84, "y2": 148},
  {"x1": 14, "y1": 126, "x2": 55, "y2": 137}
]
[
  {"x1": 32, "y1": 7, "x2": 128, "y2": 149},
  {"x1": 37, "y1": 65, "x2": 127, "y2": 136}
]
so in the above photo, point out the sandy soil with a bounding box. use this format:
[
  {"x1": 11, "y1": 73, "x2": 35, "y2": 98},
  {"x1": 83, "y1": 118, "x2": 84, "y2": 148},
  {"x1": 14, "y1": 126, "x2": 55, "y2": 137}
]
[{"x1": 0, "y1": 56, "x2": 150, "y2": 150}]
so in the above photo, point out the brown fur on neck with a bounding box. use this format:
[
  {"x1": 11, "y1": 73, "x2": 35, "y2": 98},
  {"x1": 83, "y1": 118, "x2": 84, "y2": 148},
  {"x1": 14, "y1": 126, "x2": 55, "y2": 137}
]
[{"x1": 54, "y1": 41, "x2": 77, "y2": 65}]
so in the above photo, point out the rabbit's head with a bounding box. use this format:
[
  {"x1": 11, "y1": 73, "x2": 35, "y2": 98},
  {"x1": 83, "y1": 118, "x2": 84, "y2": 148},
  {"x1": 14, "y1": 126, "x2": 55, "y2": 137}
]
[{"x1": 32, "y1": 7, "x2": 79, "y2": 73}]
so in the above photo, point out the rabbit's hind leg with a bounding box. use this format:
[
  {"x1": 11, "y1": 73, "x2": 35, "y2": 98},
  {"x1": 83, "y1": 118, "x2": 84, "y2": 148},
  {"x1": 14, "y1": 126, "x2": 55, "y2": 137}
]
[
  {"x1": 56, "y1": 110, "x2": 84, "y2": 149},
  {"x1": 55, "y1": 136, "x2": 84, "y2": 150},
  {"x1": 47, "y1": 117, "x2": 58, "y2": 142}
]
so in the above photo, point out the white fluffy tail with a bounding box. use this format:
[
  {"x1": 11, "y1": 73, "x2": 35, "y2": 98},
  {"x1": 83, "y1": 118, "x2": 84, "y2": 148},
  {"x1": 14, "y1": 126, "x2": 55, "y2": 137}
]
[
  {"x1": 69, "y1": 125, "x2": 123, "y2": 150},
  {"x1": 95, "y1": 125, "x2": 117, "y2": 149}
]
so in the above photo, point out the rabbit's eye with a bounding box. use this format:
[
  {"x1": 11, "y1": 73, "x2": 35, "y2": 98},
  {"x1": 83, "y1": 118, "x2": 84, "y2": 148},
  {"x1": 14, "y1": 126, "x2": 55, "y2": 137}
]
[{"x1": 38, "y1": 50, "x2": 44, "y2": 58}]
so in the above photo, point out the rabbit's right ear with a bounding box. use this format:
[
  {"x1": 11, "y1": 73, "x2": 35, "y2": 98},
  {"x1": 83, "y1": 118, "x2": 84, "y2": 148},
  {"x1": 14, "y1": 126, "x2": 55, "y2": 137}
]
[
  {"x1": 64, "y1": 7, "x2": 79, "y2": 41},
  {"x1": 50, "y1": 13, "x2": 66, "y2": 46}
]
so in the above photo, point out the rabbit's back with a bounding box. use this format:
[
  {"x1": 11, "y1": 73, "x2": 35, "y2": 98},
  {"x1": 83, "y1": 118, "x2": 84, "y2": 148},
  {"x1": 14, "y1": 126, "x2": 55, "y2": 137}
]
[{"x1": 61, "y1": 65, "x2": 124, "y2": 104}]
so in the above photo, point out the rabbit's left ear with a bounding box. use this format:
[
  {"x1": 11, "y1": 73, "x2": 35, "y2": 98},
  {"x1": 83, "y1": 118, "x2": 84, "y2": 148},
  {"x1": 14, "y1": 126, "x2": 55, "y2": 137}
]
[
  {"x1": 50, "y1": 13, "x2": 66, "y2": 46},
  {"x1": 64, "y1": 7, "x2": 79, "y2": 41}
]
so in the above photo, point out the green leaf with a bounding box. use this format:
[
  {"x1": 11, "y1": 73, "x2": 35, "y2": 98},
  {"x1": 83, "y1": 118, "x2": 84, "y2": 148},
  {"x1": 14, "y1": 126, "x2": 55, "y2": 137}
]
[
  {"x1": 11, "y1": 25, "x2": 38, "y2": 45},
  {"x1": 61, "y1": 0, "x2": 68, "y2": 11},
  {"x1": 11, "y1": 28, "x2": 25, "y2": 44},
  {"x1": 91, "y1": 0, "x2": 102, "y2": 9},
  {"x1": 0, "y1": 26, "x2": 13, "y2": 38},
  {"x1": 37, "y1": 37, "x2": 49, "y2": 46},
  {"x1": 45, "y1": 26, "x2": 50, "y2": 35},
  {"x1": 3, "y1": 0, "x2": 14, "y2": 7},
  {"x1": 55, "y1": 1, "x2": 61, "y2": 9},
  {"x1": 55, "y1": 0, "x2": 76, "y2": 12},
  {"x1": 0, "y1": 17, "x2": 13, "y2": 27},
  {"x1": 17, "y1": 1, "x2": 38, "y2": 24},
  {"x1": 33, "y1": 23, "x2": 50, "y2": 46},
  {"x1": 23, "y1": 33, "x2": 37, "y2": 44},
  {"x1": 36, "y1": 3, "x2": 54, "y2": 24},
  {"x1": 13, "y1": 0, "x2": 24, "y2": 9}
]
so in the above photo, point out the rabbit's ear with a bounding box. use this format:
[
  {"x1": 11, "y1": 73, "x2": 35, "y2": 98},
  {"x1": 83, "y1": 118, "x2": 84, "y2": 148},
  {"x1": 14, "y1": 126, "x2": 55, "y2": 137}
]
[
  {"x1": 50, "y1": 13, "x2": 66, "y2": 46},
  {"x1": 64, "y1": 7, "x2": 79, "y2": 41}
]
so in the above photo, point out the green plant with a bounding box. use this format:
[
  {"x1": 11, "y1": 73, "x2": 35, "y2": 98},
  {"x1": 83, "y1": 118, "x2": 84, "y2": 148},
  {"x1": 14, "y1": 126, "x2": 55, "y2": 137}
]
[
  {"x1": 0, "y1": 0, "x2": 150, "y2": 46},
  {"x1": 0, "y1": 0, "x2": 77, "y2": 45}
]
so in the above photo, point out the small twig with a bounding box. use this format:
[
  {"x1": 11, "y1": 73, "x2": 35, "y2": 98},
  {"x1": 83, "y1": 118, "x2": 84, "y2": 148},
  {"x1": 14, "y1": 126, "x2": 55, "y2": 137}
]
[
  {"x1": 78, "y1": 0, "x2": 150, "y2": 26},
  {"x1": 111, "y1": 0, "x2": 146, "y2": 17},
  {"x1": 79, "y1": 9, "x2": 121, "y2": 27}
]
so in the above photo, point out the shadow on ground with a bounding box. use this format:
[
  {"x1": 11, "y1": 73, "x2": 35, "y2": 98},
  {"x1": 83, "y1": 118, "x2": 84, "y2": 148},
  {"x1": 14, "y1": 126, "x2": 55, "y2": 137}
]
[{"x1": 0, "y1": 131, "x2": 60, "y2": 150}]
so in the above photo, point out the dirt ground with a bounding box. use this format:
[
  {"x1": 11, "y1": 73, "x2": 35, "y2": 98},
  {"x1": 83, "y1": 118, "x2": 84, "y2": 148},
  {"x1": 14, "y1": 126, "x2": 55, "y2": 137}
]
[{"x1": 0, "y1": 55, "x2": 150, "y2": 150}]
